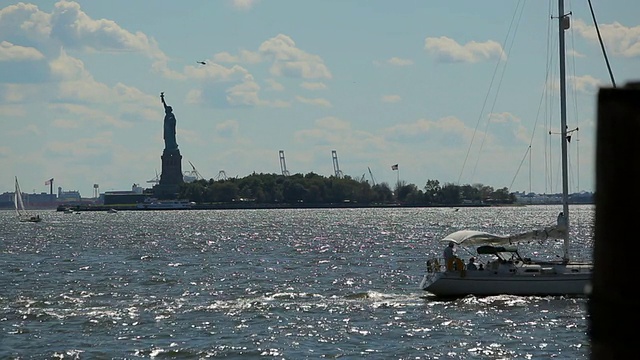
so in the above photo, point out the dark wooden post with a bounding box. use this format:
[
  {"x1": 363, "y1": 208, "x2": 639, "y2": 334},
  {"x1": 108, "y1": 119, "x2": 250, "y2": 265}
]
[{"x1": 590, "y1": 82, "x2": 639, "y2": 359}]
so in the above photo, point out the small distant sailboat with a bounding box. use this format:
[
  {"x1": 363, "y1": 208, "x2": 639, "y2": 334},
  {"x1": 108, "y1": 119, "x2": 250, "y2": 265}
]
[{"x1": 14, "y1": 176, "x2": 42, "y2": 223}]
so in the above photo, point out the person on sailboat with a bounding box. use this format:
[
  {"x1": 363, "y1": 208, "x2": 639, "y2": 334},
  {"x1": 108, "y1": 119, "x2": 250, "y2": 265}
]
[
  {"x1": 466, "y1": 257, "x2": 478, "y2": 271},
  {"x1": 443, "y1": 242, "x2": 459, "y2": 270},
  {"x1": 557, "y1": 211, "x2": 567, "y2": 229}
]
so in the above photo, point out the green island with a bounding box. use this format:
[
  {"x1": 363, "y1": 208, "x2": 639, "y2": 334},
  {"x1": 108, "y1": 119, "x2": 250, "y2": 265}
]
[{"x1": 61, "y1": 172, "x2": 593, "y2": 211}]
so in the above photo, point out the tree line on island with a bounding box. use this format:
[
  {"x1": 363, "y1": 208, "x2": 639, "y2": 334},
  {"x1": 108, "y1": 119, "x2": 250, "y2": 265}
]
[{"x1": 176, "y1": 172, "x2": 515, "y2": 206}]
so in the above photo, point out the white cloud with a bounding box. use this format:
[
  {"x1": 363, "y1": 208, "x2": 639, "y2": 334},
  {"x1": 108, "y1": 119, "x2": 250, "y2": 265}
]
[
  {"x1": 387, "y1": 57, "x2": 414, "y2": 66},
  {"x1": 300, "y1": 82, "x2": 327, "y2": 90},
  {"x1": 49, "y1": 1, "x2": 164, "y2": 59},
  {"x1": 572, "y1": 19, "x2": 640, "y2": 58},
  {"x1": 315, "y1": 116, "x2": 350, "y2": 131},
  {"x1": 259, "y1": 34, "x2": 332, "y2": 79},
  {"x1": 570, "y1": 74, "x2": 602, "y2": 94},
  {"x1": 0, "y1": 41, "x2": 45, "y2": 61},
  {"x1": 0, "y1": 2, "x2": 52, "y2": 43},
  {"x1": 381, "y1": 95, "x2": 401, "y2": 103},
  {"x1": 184, "y1": 62, "x2": 251, "y2": 82},
  {"x1": 226, "y1": 79, "x2": 262, "y2": 106},
  {"x1": 265, "y1": 78, "x2": 284, "y2": 91},
  {"x1": 212, "y1": 50, "x2": 262, "y2": 64},
  {"x1": 231, "y1": 0, "x2": 259, "y2": 11},
  {"x1": 295, "y1": 96, "x2": 332, "y2": 107},
  {"x1": 0, "y1": 104, "x2": 26, "y2": 117},
  {"x1": 8, "y1": 123, "x2": 40, "y2": 136},
  {"x1": 216, "y1": 119, "x2": 239, "y2": 139},
  {"x1": 425, "y1": 36, "x2": 506, "y2": 63}
]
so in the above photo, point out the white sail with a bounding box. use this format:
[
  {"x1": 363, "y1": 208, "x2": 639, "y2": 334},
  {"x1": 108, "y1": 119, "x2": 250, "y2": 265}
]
[
  {"x1": 14, "y1": 176, "x2": 26, "y2": 217},
  {"x1": 14, "y1": 176, "x2": 42, "y2": 222}
]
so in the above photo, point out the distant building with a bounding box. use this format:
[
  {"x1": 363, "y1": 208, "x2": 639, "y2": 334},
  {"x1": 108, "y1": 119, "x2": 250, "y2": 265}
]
[
  {"x1": 0, "y1": 189, "x2": 71, "y2": 209},
  {"x1": 57, "y1": 186, "x2": 81, "y2": 202},
  {"x1": 103, "y1": 183, "x2": 152, "y2": 205},
  {"x1": 513, "y1": 191, "x2": 593, "y2": 205},
  {"x1": 0, "y1": 191, "x2": 57, "y2": 208}
]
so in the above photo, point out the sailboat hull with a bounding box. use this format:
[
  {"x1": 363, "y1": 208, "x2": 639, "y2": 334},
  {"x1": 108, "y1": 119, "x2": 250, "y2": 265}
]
[
  {"x1": 19, "y1": 215, "x2": 42, "y2": 223},
  {"x1": 421, "y1": 266, "x2": 591, "y2": 297}
]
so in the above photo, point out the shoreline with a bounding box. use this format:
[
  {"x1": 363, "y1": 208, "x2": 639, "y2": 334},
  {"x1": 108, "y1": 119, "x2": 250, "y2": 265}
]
[{"x1": 58, "y1": 203, "x2": 496, "y2": 212}]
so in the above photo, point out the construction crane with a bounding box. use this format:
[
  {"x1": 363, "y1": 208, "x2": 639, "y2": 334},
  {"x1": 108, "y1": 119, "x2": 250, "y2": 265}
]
[
  {"x1": 332, "y1": 150, "x2": 343, "y2": 178},
  {"x1": 147, "y1": 170, "x2": 160, "y2": 184},
  {"x1": 216, "y1": 170, "x2": 227, "y2": 181},
  {"x1": 279, "y1": 150, "x2": 290, "y2": 176},
  {"x1": 183, "y1": 161, "x2": 204, "y2": 182},
  {"x1": 368, "y1": 167, "x2": 376, "y2": 186}
]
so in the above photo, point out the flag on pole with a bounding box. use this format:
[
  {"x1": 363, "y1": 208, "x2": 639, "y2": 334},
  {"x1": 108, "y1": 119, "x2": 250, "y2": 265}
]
[
  {"x1": 45, "y1": 178, "x2": 53, "y2": 185},
  {"x1": 391, "y1": 164, "x2": 398, "y2": 170}
]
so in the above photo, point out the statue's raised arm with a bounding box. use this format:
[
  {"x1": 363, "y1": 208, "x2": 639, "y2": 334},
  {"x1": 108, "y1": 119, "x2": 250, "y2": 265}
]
[{"x1": 161, "y1": 91, "x2": 169, "y2": 111}]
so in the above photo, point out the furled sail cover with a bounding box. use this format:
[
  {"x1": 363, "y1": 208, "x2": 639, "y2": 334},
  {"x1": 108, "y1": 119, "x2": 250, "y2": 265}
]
[{"x1": 440, "y1": 225, "x2": 566, "y2": 247}]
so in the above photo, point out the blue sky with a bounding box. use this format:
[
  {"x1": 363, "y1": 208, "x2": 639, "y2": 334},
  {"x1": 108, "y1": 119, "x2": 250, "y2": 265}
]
[{"x1": 1, "y1": 0, "x2": 638, "y2": 197}]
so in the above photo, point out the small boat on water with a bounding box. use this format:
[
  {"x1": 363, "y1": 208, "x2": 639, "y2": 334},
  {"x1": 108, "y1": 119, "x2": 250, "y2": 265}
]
[
  {"x1": 14, "y1": 176, "x2": 42, "y2": 223},
  {"x1": 107, "y1": 208, "x2": 118, "y2": 213},
  {"x1": 420, "y1": 229, "x2": 592, "y2": 297},
  {"x1": 136, "y1": 199, "x2": 194, "y2": 210}
]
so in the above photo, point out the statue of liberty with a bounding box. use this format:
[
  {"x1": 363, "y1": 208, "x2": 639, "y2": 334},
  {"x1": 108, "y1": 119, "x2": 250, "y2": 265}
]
[{"x1": 160, "y1": 92, "x2": 178, "y2": 151}]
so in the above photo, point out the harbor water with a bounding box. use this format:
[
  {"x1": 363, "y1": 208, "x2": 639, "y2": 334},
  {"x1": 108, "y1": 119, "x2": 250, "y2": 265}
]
[{"x1": 0, "y1": 205, "x2": 594, "y2": 359}]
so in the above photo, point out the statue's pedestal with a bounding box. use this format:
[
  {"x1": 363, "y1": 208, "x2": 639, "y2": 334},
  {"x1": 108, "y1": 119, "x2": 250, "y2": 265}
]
[{"x1": 154, "y1": 150, "x2": 183, "y2": 199}]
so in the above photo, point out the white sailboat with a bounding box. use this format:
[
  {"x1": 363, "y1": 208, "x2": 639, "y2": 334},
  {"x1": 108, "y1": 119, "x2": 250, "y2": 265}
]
[
  {"x1": 419, "y1": 0, "x2": 593, "y2": 297},
  {"x1": 14, "y1": 176, "x2": 42, "y2": 223}
]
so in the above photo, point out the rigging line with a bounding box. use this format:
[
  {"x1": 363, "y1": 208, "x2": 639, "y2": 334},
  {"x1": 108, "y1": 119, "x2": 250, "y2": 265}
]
[
  {"x1": 509, "y1": 1, "x2": 555, "y2": 194},
  {"x1": 470, "y1": 0, "x2": 526, "y2": 182},
  {"x1": 587, "y1": 0, "x2": 616, "y2": 87},
  {"x1": 529, "y1": 146, "x2": 532, "y2": 198},
  {"x1": 567, "y1": 8, "x2": 581, "y2": 193},
  {"x1": 575, "y1": 128, "x2": 580, "y2": 192},
  {"x1": 456, "y1": 0, "x2": 526, "y2": 186},
  {"x1": 545, "y1": 0, "x2": 559, "y2": 196},
  {"x1": 508, "y1": 145, "x2": 531, "y2": 192}
]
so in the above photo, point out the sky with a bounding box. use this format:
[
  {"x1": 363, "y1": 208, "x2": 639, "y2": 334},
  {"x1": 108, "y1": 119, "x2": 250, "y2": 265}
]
[{"x1": 1, "y1": 0, "x2": 638, "y2": 198}]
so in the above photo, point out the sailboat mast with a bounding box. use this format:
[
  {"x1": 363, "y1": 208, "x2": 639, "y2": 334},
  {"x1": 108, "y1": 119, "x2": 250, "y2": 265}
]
[{"x1": 558, "y1": 0, "x2": 570, "y2": 261}]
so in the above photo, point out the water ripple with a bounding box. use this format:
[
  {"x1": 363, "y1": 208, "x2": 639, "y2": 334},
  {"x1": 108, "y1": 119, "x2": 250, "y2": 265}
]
[{"x1": 0, "y1": 205, "x2": 592, "y2": 358}]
